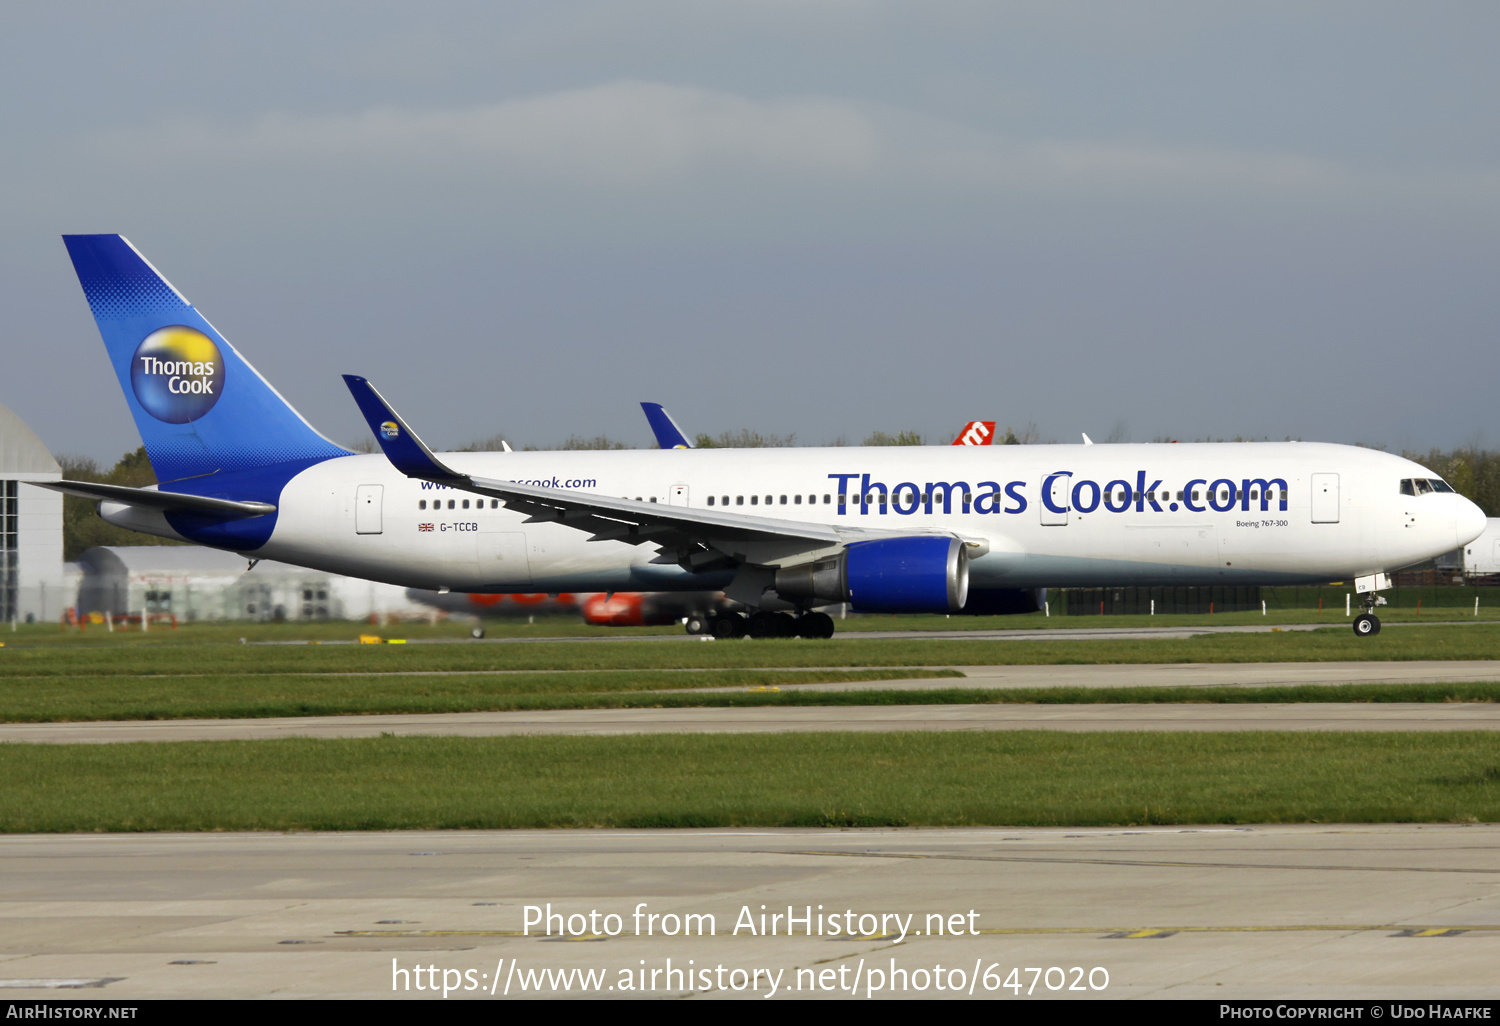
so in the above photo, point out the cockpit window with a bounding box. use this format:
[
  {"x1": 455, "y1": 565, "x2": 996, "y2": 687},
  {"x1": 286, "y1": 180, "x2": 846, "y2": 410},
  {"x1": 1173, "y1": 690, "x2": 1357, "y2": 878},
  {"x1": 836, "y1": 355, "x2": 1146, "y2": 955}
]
[{"x1": 1404, "y1": 477, "x2": 1456, "y2": 495}]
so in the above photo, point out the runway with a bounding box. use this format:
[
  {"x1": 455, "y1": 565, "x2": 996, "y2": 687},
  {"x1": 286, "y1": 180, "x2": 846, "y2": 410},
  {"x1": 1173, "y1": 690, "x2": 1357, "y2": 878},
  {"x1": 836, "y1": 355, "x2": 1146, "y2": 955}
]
[
  {"x1": 729, "y1": 659, "x2": 1500, "y2": 692},
  {"x1": 7, "y1": 700, "x2": 1500, "y2": 743},
  {"x1": 1, "y1": 825, "x2": 1496, "y2": 999},
  {"x1": 2, "y1": 659, "x2": 1498, "y2": 743},
  {"x1": 244, "y1": 619, "x2": 1489, "y2": 646}
]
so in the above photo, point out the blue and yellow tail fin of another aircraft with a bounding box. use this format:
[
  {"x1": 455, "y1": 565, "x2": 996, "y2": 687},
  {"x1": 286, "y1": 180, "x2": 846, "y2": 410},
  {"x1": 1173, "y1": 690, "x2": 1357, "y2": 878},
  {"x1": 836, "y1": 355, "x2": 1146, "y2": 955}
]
[
  {"x1": 640, "y1": 402, "x2": 694, "y2": 449},
  {"x1": 62, "y1": 234, "x2": 349, "y2": 483}
]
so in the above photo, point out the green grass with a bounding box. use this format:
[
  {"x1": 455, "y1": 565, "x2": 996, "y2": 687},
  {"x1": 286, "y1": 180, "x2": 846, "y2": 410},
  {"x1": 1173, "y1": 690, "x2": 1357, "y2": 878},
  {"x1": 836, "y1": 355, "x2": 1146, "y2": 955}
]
[
  {"x1": 11, "y1": 674, "x2": 1500, "y2": 723},
  {"x1": 4, "y1": 732, "x2": 1499, "y2": 831},
  {"x1": 0, "y1": 668, "x2": 956, "y2": 722},
  {"x1": 3, "y1": 623, "x2": 1497, "y2": 678}
]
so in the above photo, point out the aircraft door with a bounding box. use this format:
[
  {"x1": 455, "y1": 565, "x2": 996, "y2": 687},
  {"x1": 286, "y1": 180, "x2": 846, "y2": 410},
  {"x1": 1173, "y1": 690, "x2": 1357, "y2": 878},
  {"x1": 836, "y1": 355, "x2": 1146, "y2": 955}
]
[
  {"x1": 355, "y1": 484, "x2": 383, "y2": 534},
  {"x1": 669, "y1": 485, "x2": 689, "y2": 506},
  {"x1": 478, "y1": 532, "x2": 532, "y2": 588},
  {"x1": 1041, "y1": 474, "x2": 1069, "y2": 526},
  {"x1": 1310, "y1": 473, "x2": 1339, "y2": 523}
]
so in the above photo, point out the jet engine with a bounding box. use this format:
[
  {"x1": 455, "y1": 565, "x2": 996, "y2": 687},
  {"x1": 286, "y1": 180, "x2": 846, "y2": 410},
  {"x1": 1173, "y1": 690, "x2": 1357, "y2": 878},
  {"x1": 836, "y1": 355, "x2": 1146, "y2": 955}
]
[{"x1": 774, "y1": 536, "x2": 969, "y2": 613}]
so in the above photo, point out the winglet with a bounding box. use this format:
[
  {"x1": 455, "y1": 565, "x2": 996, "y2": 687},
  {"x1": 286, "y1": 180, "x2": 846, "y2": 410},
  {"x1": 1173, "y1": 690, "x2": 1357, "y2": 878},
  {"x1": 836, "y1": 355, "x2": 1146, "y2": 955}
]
[
  {"x1": 640, "y1": 402, "x2": 694, "y2": 449},
  {"x1": 342, "y1": 375, "x2": 468, "y2": 483}
]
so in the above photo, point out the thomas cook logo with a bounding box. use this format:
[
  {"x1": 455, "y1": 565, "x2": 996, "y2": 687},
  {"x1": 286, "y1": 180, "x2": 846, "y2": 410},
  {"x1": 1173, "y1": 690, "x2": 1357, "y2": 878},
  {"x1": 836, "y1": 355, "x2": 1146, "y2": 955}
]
[
  {"x1": 130, "y1": 326, "x2": 225, "y2": 424},
  {"x1": 380, "y1": 421, "x2": 400, "y2": 440}
]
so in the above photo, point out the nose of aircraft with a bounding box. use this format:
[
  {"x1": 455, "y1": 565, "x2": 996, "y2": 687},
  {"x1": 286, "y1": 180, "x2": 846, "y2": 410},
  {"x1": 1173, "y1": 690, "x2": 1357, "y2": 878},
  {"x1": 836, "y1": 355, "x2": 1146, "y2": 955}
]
[{"x1": 1456, "y1": 495, "x2": 1488, "y2": 548}]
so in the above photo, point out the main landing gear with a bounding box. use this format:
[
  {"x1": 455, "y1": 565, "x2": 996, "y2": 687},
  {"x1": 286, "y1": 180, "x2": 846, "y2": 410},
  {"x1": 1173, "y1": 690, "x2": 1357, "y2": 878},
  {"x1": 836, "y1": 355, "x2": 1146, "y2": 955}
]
[{"x1": 707, "y1": 610, "x2": 835, "y2": 639}]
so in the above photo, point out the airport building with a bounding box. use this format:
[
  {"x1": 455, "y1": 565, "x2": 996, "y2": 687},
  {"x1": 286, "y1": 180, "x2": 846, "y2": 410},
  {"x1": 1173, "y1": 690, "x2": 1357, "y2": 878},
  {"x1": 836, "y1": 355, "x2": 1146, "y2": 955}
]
[
  {"x1": 72, "y1": 546, "x2": 431, "y2": 623},
  {"x1": 0, "y1": 402, "x2": 64, "y2": 625}
]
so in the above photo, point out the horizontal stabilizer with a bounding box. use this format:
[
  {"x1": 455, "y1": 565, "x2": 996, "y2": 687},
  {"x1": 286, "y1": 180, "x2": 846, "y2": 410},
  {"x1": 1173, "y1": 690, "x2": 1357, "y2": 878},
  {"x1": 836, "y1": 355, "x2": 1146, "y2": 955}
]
[{"x1": 36, "y1": 480, "x2": 276, "y2": 518}]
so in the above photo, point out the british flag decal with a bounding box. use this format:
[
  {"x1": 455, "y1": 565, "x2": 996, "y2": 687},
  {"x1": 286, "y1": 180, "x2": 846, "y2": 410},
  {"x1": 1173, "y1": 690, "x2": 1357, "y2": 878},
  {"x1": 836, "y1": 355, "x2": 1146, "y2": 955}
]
[{"x1": 418, "y1": 523, "x2": 434, "y2": 532}]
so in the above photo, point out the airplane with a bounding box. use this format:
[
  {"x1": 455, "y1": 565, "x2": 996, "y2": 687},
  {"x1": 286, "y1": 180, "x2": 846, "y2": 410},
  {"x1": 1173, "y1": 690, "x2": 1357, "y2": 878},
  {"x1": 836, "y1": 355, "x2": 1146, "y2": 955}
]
[
  {"x1": 48, "y1": 235, "x2": 1487, "y2": 640},
  {"x1": 953, "y1": 421, "x2": 996, "y2": 446},
  {"x1": 636, "y1": 408, "x2": 1040, "y2": 615},
  {"x1": 405, "y1": 587, "x2": 737, "y2": 636},
  {"x1": 642, "y1": 405, "x2": 997, "y2": 450}
]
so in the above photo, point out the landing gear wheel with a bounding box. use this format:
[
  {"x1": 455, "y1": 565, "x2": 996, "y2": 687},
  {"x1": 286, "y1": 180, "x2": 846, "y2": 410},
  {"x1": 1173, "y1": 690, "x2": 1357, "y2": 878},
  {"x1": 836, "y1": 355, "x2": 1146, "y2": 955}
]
[
  {"x1": 747, "y1": 612, "x2": 782, "y2": 638},
  {"x1": 1353, "y1": 613, "x2": 1381, "y2": 637},
  {"x1": 710, "y1": 613, "x2": 745, "y2": 639},
  {"x1": 685, "y1": 616, "x2": 708, "y2": 636},
  {"x1": 797, "y1": 612, "x2": 836, "y2": 639},
  {"x1": 772, "y1": 612, "x2": 798, "y2": 638},
  {"x1": 470, "y1": 625, "x2": 486, "y2": 639}
]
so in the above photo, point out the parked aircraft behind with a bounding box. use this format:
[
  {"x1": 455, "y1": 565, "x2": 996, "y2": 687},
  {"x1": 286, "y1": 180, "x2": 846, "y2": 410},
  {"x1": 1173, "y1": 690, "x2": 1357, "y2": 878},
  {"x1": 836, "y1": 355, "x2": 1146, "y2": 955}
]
[
  {"x1": 640, "y1": 406, "x2": 998, "y2": 450},
  {"x1": 50, "y1": 235, "x2": 1487, "y2": 639},
  {"x1": 404, "y1": 587, "x2": 736, "y2": 635}
]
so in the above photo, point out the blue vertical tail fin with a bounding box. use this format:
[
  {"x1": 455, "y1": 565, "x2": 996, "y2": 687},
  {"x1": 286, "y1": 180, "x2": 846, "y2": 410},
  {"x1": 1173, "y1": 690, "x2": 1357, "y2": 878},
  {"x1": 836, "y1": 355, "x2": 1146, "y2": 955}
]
[
  {"x1": 63, "y1": 235, "x2": 349, "y2": 482},
  {"x1": 640, "y1": 402, "x2": 694, "y2": 449}
]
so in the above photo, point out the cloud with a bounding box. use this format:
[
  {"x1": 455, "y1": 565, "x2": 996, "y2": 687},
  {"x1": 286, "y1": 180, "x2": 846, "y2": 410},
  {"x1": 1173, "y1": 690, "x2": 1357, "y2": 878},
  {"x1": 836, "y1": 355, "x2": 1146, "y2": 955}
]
[
  {"x1": 89, "y1": 81, "x2": 881, "y2": 185},
  {"x1": 73, "y1": 79, "x2": 1500, "y2": 239}
]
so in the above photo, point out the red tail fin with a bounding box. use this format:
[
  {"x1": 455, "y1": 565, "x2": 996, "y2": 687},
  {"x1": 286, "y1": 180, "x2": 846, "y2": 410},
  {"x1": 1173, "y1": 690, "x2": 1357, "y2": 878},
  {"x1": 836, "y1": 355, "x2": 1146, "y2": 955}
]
[{"x1": 952, "y1": 421, "x2": 996, "y2": 445}]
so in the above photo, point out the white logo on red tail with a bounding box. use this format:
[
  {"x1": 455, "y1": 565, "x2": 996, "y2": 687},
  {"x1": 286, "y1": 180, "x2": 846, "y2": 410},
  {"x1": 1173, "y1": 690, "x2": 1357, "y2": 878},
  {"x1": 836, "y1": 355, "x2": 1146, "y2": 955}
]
[{"x1": 953, "y1": 421, "x2": 996, "y2": 446}]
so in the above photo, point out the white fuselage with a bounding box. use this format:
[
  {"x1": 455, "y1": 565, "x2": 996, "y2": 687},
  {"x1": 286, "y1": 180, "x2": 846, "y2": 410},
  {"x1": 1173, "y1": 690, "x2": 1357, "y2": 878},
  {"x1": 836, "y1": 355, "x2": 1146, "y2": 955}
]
[{"x1": 107, "y1": 442, "x2": 1487, "y2": 596}]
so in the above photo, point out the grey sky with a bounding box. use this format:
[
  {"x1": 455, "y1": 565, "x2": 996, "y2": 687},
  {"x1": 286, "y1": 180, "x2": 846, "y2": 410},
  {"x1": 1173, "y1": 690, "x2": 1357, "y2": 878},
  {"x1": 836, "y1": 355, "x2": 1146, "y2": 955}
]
[{"x1": 3, "y1": 1, "x2": 1497, "y2": 463}]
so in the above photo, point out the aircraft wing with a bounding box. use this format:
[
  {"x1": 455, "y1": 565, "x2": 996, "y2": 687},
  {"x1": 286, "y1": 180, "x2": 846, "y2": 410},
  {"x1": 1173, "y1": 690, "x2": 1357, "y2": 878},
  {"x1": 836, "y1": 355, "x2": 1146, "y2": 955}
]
[
  {"x1": 35, "y1": 480, "x2": 276, "y2": 518},
  {"x1": 344, "y1": 375, "x2": 982, "y2": 569}
]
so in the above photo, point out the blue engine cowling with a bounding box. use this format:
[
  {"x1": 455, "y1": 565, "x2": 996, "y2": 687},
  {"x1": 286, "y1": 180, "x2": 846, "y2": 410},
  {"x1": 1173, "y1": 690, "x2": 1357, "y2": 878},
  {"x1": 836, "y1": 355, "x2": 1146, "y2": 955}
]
[{"x1": 845, "y1": 536, "x2": 969, "y2": 613}]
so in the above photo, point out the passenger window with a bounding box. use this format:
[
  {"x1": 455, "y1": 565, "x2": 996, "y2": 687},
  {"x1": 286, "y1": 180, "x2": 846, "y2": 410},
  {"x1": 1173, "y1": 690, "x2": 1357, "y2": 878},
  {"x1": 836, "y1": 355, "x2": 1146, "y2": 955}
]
[
  {"x1": 838, "y1": 494, "x2": 846, "y2": 504},
  {"x1": 794, "y1": 495, "x2": 802, "y2": 504},
  {"x1": 462, "y1": 499, "x2": 469, "y2": 509},
  {"x1": 722, "y1": 495, "x2": 729, "y2": 506},
  {"x1": 736, "y1": 496, "x2": 743, "y2": 506},
  {"x1": 491, "y1": 500, "x2": 498, "y2": 508},
  {"x1": 707, "y1": 496, "x2": 715, "y2": 506},
  {"x1": 419, "y1": 500, "x2": 426, "y2": 510},
  {"x1": 751, "y1": 496, "x2": 758, "y2": 505},
  {"x1": 824, "y1": 495, "x2": 831, "y2": 504},
  {"x1": 780, "y1": 495, "x2": 787, "y2": 505},
  {"x1": 765, "y1": 495, "x2": 772, "y2": 505}
]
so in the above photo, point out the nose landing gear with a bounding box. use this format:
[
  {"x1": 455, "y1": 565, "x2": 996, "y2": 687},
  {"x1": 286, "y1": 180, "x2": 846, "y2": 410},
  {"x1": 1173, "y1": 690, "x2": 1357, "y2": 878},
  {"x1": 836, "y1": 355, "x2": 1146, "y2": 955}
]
[{"x1": 1352, "y1": 593, "x2": 1386, "y2": 637}]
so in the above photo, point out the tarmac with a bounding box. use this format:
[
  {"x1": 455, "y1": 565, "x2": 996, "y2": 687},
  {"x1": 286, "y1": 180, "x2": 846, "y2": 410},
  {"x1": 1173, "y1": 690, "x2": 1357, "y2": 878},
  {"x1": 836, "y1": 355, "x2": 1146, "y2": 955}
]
[
  {"x1": 7, "y1": 701, "x2": 1500, "y2": 743},
  {"x1": 2, "y1": 825, "x2": 1497, "y2": 999},
  {"x1": 2, "y1": 660, "x2": 1497, "y2": 744}
]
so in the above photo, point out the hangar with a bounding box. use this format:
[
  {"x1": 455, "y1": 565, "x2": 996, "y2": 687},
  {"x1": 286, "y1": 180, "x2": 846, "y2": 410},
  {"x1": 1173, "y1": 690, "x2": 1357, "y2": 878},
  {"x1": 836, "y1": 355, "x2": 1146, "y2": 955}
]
[{"x1": 0, "y1": 402, "x2": 63, "y2": 625}]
